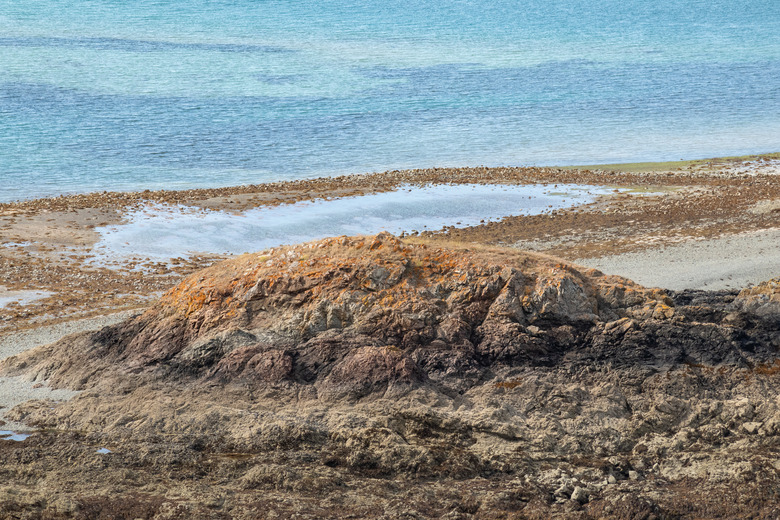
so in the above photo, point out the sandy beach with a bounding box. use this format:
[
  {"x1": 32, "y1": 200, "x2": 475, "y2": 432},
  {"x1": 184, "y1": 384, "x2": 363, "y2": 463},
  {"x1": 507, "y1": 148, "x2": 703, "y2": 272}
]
[{"x1": 577, "y1": 228, "x2": 780, "y2": 291}]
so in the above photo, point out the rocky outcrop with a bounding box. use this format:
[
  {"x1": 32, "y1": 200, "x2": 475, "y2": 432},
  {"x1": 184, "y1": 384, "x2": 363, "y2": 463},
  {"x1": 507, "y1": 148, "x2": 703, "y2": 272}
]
[
  {"x1": 2, "y1": 234, "x2": 780, "y2": 519},
  {"x1": 0, "y1": 234, "x2": 689, "y2": 395}
]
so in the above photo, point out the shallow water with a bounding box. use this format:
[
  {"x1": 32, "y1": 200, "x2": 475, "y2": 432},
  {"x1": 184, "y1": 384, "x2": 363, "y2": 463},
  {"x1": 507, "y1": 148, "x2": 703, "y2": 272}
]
[
  {"x1": 94, "y1": 183, "x2": 607, "y2": 261},
  {"x1": 1, "y1": 0, "x2": 778, "y2": 201},
  {"x1": 0, "y1": 430, "x2": 30, "y2": 442},
  {"x1": 0, "y1": 287, "x2": 53, "y2": 309}
]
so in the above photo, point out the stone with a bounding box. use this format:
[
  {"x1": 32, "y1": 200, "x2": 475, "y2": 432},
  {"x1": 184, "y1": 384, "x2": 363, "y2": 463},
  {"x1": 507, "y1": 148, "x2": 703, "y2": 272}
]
[{"x1": 571, "y1": 486, "x2": 589, "y2": 503}]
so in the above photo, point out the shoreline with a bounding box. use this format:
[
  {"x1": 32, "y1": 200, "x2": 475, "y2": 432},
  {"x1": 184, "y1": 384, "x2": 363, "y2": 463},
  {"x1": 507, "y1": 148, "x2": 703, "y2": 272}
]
[
  {"x1": 2, "y1": 152, "x2": 778, "y2": 207},
  {"x1": 0, "y1": 153, "x2": 778, "y2": 332}
]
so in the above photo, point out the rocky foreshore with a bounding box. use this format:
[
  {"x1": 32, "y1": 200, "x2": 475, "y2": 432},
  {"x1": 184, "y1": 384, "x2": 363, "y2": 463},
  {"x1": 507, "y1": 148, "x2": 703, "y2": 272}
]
[
  {"x1": 1, "y1": 234, "x2": 779, "y2": 519},
  {"x1": 1, "y1": 155, "x2": 779, "y2": 332}
]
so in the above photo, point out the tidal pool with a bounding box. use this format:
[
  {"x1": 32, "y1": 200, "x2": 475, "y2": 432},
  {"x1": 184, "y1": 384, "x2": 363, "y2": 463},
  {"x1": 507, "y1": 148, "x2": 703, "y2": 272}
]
[
  {"x1": 93, "y1": 183, "x2": 611, "y2": 263},
  {"x1": 0, "y1": 430, "x2": 30, "y2": 442},
  {"x1": 0, "y1": 287, "x2": 53, "y2": 309}
]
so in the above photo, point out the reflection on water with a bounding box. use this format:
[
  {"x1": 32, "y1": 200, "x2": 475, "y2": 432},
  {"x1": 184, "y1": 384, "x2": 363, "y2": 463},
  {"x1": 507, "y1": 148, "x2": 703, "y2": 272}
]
[
  {"x1": 93, "y1": 183, "x2": 611, "y2": 262},
  {"x1": 0, "y1": 430, "x2": 30, "y2": 442}
]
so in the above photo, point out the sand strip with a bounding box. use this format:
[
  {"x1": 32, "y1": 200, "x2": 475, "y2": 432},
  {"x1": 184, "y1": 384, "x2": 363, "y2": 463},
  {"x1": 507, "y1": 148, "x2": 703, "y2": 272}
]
[
  {"x1": 576, "y1": 228, "x2": 780, "y2": 291},
  {"x1": 0, "y1": 309, "x2": 140, "y2": 361}
]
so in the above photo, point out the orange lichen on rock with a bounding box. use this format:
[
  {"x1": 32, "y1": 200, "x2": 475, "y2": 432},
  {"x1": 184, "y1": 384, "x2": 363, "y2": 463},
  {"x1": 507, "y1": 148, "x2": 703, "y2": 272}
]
[
  {"x1": 145, "y1": 233, "x2": 673, "y2": 350},
  {"x1": 735, "y1": 278, "x2": 780, "y2": 314},
  {"x1": 1, "y1": 233, "x2": 683, "y2": 395},
  {"x1": 11, "y1": 233, "x2": 682, "y2": 389}
]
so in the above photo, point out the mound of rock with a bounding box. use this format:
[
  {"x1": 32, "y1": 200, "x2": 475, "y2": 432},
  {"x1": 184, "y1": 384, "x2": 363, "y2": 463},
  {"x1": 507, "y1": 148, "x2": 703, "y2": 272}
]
[
  {"x1": 2, "y1": 233, "x2": 780, "y2": 519},
  {"x1": 3, "y1": 233, "x2": 677, "y2": 395}
]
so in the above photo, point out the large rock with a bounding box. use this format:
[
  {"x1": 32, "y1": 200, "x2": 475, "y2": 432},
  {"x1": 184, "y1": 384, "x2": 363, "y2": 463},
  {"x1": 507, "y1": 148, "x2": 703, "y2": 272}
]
[
  {"x1": 733, "y1": 277, "x2": 780, "y2": 320},
  {"x1": 1, "y1": 233, "x2": 677, "y2": 397}
]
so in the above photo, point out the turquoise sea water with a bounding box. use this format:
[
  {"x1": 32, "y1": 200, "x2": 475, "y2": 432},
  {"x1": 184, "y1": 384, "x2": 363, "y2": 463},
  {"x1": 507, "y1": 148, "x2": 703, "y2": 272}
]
[{"x1": 1, "y1": 0, "x2": 779, "y2": 201}]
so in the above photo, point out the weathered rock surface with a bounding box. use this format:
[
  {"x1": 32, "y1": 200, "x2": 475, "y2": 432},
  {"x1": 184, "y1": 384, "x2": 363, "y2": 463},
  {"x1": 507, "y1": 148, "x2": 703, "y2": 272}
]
[
  {"x1": 733, "y1": 277, "x2": 780, "y2": 320},
  {"x1": 1, "y1": 233, "x2": 780, "y2": 519}
]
